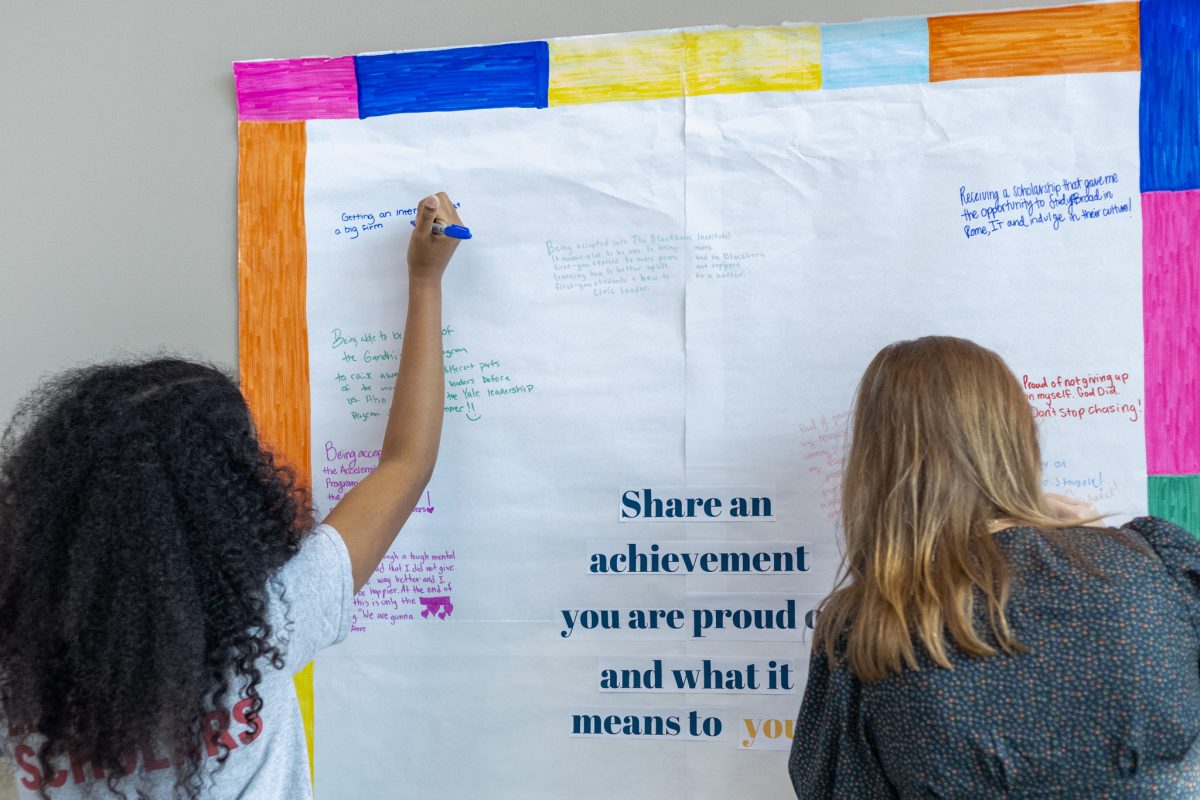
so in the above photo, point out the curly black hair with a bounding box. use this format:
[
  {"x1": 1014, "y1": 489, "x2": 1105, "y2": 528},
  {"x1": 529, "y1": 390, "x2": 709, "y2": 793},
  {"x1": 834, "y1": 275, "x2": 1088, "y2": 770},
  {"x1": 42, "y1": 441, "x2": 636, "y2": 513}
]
[{"x1": 0, "y1": 358, "x2": 313, "y2": 798}]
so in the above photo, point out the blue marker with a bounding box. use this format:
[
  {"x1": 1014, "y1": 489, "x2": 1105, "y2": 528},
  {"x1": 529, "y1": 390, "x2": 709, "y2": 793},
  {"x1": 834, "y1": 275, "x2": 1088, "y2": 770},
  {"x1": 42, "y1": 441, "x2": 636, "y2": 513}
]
[{"x1": 411, "y1": 220, "x2": 472, "y2": 240}]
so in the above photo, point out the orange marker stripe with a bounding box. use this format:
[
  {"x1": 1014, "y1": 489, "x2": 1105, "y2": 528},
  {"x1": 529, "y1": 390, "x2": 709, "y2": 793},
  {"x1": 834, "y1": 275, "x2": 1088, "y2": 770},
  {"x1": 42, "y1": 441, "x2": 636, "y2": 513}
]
[
  {"x1": 235, "y1": 120, "x2": 316, "y2": 776},
  {"x1": 929, "y1": 2, "x2": 1139, "y2": 83}
]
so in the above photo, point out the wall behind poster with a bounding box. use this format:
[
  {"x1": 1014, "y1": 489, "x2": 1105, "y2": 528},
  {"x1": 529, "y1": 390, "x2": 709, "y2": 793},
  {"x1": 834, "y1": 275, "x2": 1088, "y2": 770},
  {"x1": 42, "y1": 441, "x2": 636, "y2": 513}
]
[{"x1": 3, "y1": 0, "x2": 1193, "y2": 797}]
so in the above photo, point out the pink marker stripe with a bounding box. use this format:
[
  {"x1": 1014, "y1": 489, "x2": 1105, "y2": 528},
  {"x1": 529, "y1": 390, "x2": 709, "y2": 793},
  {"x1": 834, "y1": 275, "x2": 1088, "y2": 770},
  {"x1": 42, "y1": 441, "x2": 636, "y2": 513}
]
[
  {"x1": 1143, "y1": 190, "x2": 1200, "y2": 474},
  {"x1": 234, "y1": 57, "x2": 358, "y2": 121}
]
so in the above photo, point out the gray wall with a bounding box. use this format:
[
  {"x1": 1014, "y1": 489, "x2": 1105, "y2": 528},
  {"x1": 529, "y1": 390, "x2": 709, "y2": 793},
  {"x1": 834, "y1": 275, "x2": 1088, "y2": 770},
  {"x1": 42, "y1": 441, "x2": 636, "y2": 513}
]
[{"x1": 1, "y1": 0, "x2": 1066, "y2": 795}]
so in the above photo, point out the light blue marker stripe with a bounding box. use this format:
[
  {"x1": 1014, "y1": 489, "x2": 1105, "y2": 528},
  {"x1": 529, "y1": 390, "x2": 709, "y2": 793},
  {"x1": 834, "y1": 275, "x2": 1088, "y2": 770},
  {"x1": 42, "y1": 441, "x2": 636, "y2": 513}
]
[{"x1": 820, "y1": 18, "x2": 929, "y2": 90}]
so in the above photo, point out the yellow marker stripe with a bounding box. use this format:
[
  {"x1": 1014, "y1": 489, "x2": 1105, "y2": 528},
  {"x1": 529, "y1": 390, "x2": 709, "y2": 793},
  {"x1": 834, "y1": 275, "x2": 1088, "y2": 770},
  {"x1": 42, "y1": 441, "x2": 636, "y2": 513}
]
[
  {"x1": 548, "y1": 26, "x2": 821, "y2": 106},
  {"x1": 549, "y1": 32, "x2": 684, "y2": 105},
  {"x1": 293, "y1": 663, "x2": 315, "y2": 776},
  {"x1": 684, "y1": 26, "x2": 821, "y2": 96}
]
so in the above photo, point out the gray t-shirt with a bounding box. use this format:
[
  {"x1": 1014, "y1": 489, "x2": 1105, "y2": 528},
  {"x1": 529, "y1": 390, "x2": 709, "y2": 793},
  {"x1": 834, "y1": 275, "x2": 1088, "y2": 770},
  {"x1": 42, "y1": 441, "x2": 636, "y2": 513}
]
[{"x1": 5, "y1": 524, "x2": 353, "y2": 799}]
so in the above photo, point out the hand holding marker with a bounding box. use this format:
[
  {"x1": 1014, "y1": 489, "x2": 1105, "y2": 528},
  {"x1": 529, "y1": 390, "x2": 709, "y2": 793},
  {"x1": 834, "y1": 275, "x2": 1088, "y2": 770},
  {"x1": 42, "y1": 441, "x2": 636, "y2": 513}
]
[{"x1": 411, "y1": 213, "x2": 472, "y2": 240}]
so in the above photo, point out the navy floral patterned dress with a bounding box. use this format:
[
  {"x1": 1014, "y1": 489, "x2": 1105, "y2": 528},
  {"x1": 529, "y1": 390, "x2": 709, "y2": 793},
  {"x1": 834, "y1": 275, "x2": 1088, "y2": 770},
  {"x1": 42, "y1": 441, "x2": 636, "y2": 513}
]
[{"x1": 789, "y1": 517, "x2": 1200, "y2": 798}]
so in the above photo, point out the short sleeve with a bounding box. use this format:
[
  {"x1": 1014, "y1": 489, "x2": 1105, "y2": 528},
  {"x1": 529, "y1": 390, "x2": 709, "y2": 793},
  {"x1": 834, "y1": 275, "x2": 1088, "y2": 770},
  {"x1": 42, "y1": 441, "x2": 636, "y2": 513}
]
[
  {"x1": 788, "y1": 651, "x2": 897, "y2": 799},
  {"x1": 268, "y1": 524, "x2": 354, "y2": 670},
  {"x1": 1125, "y1": 516, "x2": 1200, "y2": 628}
]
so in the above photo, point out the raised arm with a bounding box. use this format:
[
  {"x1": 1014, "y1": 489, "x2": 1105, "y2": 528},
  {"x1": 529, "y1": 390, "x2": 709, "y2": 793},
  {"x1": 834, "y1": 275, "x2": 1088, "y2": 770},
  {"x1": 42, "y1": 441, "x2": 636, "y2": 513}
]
[{"x1": 324, "y1": 192, "x2": 463, "y2": 592}]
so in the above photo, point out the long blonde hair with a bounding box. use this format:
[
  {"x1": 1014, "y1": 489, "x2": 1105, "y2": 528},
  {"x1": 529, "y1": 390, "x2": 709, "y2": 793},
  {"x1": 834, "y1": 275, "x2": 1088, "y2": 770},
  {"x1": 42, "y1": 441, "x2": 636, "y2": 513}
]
[{"x1": 815, "y1": 336, "x2": 1076, "y2": 681}]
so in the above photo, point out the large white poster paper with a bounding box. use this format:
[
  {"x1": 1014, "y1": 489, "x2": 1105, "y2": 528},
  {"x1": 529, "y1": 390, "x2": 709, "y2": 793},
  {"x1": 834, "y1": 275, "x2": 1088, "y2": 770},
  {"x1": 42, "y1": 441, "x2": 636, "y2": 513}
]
[{"x1": 235, "y1": 9, "x2": 1149, "y2": 798}]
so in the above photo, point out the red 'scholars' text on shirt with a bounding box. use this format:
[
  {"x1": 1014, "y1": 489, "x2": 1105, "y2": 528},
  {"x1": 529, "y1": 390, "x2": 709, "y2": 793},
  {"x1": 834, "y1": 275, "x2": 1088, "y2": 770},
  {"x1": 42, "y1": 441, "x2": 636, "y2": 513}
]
[{"x1": 12, "y1": 697, "x2": 263, "y2": 791}]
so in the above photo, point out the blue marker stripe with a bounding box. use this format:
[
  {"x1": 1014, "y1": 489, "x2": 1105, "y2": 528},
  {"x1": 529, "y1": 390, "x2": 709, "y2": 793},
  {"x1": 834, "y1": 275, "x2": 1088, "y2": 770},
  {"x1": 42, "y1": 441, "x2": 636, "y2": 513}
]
[
  {"x1": 1140, "y1": 0, "x2": 1200, "y2": 192},
  {"x1": 355, "y1": 41, "x2": 549, "y2": 117},
  {"x1": 820, "y1": 18, "x2": 929, "y2": 90}
]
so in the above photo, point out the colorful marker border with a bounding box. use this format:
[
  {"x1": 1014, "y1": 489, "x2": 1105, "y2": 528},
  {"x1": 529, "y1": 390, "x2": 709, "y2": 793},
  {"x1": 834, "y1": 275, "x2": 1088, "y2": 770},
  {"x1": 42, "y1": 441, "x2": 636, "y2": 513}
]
[
  {"x1": 234, "y1": 3, "x2": 1139, "y2": 119},
  {"x1": 236, "y1": 0, "x2": 1198, "y2": 783}
]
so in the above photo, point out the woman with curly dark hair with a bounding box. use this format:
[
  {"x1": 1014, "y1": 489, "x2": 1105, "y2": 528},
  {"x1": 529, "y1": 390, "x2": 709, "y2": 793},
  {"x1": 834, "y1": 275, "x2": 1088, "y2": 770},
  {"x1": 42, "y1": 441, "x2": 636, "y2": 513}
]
[{"x1": 0, "y1": 193, "x2": 464, "y2": 799}]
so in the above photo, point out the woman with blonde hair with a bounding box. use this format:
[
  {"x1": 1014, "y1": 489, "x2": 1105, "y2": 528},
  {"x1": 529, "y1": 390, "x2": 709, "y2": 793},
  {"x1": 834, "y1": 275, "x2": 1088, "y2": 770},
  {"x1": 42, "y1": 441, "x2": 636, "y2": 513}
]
[{"x1": 789, "y1": 336, "x2": 1200, "y2": 798}]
